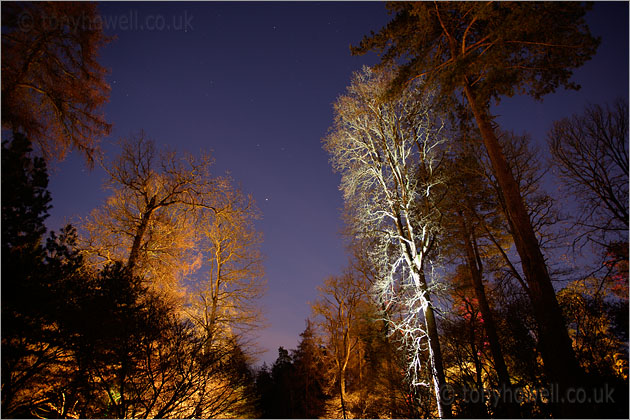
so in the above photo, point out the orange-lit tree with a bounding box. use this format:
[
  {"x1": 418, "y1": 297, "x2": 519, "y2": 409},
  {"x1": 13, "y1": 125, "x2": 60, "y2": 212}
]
[
  {"x1": 440, "y1": 153, "x2": 514, "y2": 416},
  {"x1": 1, "y1": 2, "x2": 111, "y2": 165},
  {"x1": 186, "y1": 185, "x2": 265, "y2": 353},
  {"x1": 312, "y1": 272, "x2": 367, "y2": 418},
  {"x1": 80, "y1": 132, "x2": 226, "y2": 297}
]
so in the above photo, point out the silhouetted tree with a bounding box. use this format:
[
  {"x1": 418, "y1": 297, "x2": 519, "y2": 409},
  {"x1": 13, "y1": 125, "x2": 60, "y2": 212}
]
[
  {"x1": 1, "y1": 134, "x2": 59, "y2": 416},
  {"x1": 548, "y1": 99, "x2": 628, "y2": 246},
  {"x1": 291, "y1": 322, "x2": 327, "y2": 419},
  {"x1": 255, "y1": 327, "x2": 327, "y2": 419},
  {"x1": 269, "y1": 347, "x2": 295, "y2": 418}
]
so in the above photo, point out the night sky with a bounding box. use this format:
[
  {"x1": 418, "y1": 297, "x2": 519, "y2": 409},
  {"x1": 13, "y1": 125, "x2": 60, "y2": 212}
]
[{"x1": 46, "y1": 1, "x2": 629, "y2": 366}]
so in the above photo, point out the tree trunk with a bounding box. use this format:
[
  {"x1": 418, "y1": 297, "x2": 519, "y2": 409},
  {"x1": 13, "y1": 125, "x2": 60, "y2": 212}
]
[
  {"x1": 206, "y1": 250, "x2": 222, "y2": 353},
  {"x1": 417, "y1": 270, "x2": 452, "y2": 419},
  {"x1": 459, "y1": 212, "x2": 518, "y2": 417},
  {"x1": 339, "y1": 369, "x2": 347, "y2": 419},
  {"x1": 126, "y1": 196, "x2": 156, "y2": 272},
  {"x1": 469, "y1": 326, "x2": 488, "y2": 418},
  {"x1": 463, "y1": 84, "x2": 581, "y2": 414}
]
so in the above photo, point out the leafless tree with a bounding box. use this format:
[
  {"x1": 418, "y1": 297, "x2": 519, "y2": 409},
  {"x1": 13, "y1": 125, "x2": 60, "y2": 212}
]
[
  {"x1": 324, "y1": 66, "x2": 452, "y2": 418},
  {"x1": 548, "y1": 99, "x2": 629, "y2": 247},
  {"x1": 186, "y1": 185, "x2": 266, "y2": 354},
  {"x1": 312, "y1": 272, "x2": 367, "y2": 419},
  {"x1": 80, "y1": 132, "x2": 228, "y2": 297},
  {"x1": 77, "y1": 133, "x2": 261, "y2": 417}
]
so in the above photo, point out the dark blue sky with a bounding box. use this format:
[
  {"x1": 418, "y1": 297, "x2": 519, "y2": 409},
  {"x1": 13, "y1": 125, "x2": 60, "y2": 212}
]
[{"x1": 46, "y1": 2, "x2": 628, "y2": 366}]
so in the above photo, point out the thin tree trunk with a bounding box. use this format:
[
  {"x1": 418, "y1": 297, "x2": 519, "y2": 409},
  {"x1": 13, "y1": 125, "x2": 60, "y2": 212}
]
[
  {"x1": 339, "y1": 369, "x2": 347, "y2": 419},
  {"x1": 459, "y1": 212, "x2": 518, "y2": 417},
  {"x1": 463, "y1": 83, "x2": 580, "y2": 414},
  {"x1": 417, "y1": 270, "x2": 452, "y2": 419},
  {"x1": 340, "y1": 327, "x2": 351, "y2": 420},
  {"x1": 469, "y1": 324, "x2": 487, "y2": 418}
]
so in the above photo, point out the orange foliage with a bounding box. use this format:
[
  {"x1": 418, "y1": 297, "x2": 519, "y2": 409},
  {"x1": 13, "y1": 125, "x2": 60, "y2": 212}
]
[{"x1": 2, "y1": 2, "x2": 111, "y2": 165}]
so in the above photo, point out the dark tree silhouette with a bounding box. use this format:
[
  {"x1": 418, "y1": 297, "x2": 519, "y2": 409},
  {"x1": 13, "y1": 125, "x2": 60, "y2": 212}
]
[
  {"x1": 549, "y1": 99, "x2": 629, "y2": 245},
  {"x1": 1, "y1": 134, "x2": 57, "y2": 417},
  {"x1": 255, "y1": 326, "x2": 327, "y2": 419}
]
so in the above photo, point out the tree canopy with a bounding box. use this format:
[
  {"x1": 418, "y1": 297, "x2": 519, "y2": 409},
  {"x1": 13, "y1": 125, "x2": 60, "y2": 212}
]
[
  {"x1": 1, "y1": 2, "x2": 111, "y2": 165},
  {"x1": 352, "y1": 2, "x2": 600, "y2": 104}
]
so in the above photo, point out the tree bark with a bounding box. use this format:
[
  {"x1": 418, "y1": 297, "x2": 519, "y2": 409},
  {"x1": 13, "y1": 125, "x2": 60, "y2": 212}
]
[
  {"x1": 417, "y1": 270, "x2": 452, "y2": 419},
  {"x1": 339, "y1": 370, "x2": 347, "y2": 419},
  {"x1": 395, "y1": 209, "x2": 451, "y2": 418},
  {"x1": 126, "y1": 197, "x2": 156, "y2": 272},
  {"x1": 206, "y1": 247, "x2": 222, "y2": 353},
  {"x1": 463, "y1": 83, "x2": 581, "y2": 413}
]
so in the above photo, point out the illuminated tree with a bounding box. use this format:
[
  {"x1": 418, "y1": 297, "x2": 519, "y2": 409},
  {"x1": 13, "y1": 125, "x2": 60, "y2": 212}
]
[
  {"x1": 76, "y1": 134, "x2": 262, "y2": 418},
  {"x1": 548, "y1": 99, "x2": 629, "y2": 246},
  {"x1": 1, "y1": 2, "x2": 111, "y2": 165},
  {"x1": 312, "y1": 272, "x2": 367, "y2": 419},
  {"x1": 186, "y1": 186, "x2": 265, "y2": 352},
  {"x1": 2, "y1": 137, "x2": 258, "y2": 420},
  {"x1": 558, "y1": 276, "x2": 627, "y2": 379},
  {"x1": 321, "y1": 244, "x2": 436, "y2": 418},
  {"x1": 352, "y1": 2, "x2": 600, "y2": 404},
  {"x1": 80, "y1": 132, "x2": 226, "y2": 297},
  {"x1": 324, "y1": 66, "x2": 451, "y2": 417},
  {"x1": 557, "y1": 276, "x2": 629, "y2": 418}
]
